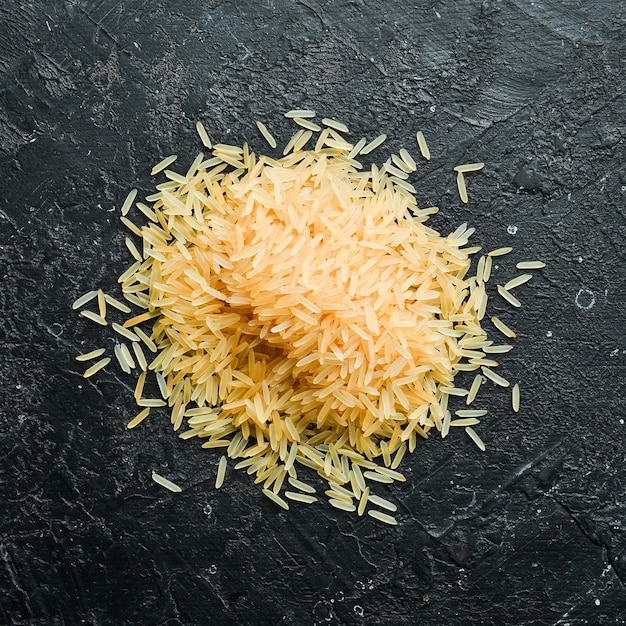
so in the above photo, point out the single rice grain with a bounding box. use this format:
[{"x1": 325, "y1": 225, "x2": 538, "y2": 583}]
[
  {"x1": 151, "y1": 155, "x2": 178, "y2": 176},
  {"x1": 76, "y1": 348, "x2": 106, "y2": 362},
  {"x1": 83, "y1": 357, "x2": 111, "y2": 378},
  {"x1": 121, "y1": 189, "x2": 137, "y2": 216},
  {"x1": 215, "y1": 456, "x2": 227, "y2": 488},
  {"x1": 465, "y1": 427, "x2": 485, "y2": 451},
  {"x1": 127, "y1": 407, "x2": 150, "y2": 429},
  {"x1": 517, "y1": 261, "x2": 546, "y2": 270},
  {"x1": 512, "y1": 383, "x2": 520, "y2": 413},
  {"x1": 368, "y1": 510, "x2": 398, "y2": 525},
  {"x1": 416, "y1": 131, "x2": 430, "y2": 160},
  {"x1": 72, "y1": 290, "x2": 98, "y2": 310},
  {"x1": 152, "y1": 471, "x2": 182, "y2": 493}
]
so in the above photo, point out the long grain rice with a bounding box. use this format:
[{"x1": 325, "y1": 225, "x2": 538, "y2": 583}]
[
  {"x1": 456, "y1": 172, "x2": 468, "y2": 203},
  {"x1": 491, "y1": 316, "x2": 516, "y2": 338},
  {"x1": 196, "y1": 121, "x2": 212, "y2": 149},
  {"x1": 255, "y1": 121, "x2": 277, "y2": 149},
  {"x1": 120, "y1": 343, "x2": 136, "y2": 369},
  {"x1": 488, "y1": 246, "x2": 513, "y2": 257},
  {"x1": 137, "y1": 398, "x2": 167, "y2": 407},
  {"x1": 415, "y1": 131, "x2": 430, "y2": 160},
  {"x1": 152, "y1": 471, "x2": 182, "y2": 492},
  {"x1": 72, "y1": 290, "x2": 98, "y2": 310},
  {"x1": 442, "y1": 410, "x2": 451, "y2": 438},
  {"x1": 322, "y1": 118, "x2": 349, "y2": 133},
  {"x1": 367, "y1": 510, "x2": 398, "y2": 525},
  {"x1": 360, "y1": 134, "x2": 387, "y2": 154},
  {"x1": 76, "y1": 348, "x2": 106, "y2": 362},
  {"x1": 97, "y1": 289, "x2": 106, "y2": 318},
  {"x1": 450, "y1": 418, "x2": 480, "y2": 427},
  {"x1": 357, "y1": 486, "x2": 369, "y2": 516},
  {"x1": 368, "y1": 494, "x2": 397, "y2": 512},
  {"x1": 455, "y1": 409, "x2": 488, "y2": 418},
  {"x1": 454, "y1": 162, "x2": 485, "y2": 173},
  {"x1": 504, "y1": 274, "x2": 533, "y2": 290},
  {"x1": 512, "y1": 383, "x2": 520, "y2": 413},
  {"x1": 516, "y1": 261, "x2": 546, "y2": 270},
  {"x1": 80, "y1": 310, "x2": 107, "y2": 326},
  {"x1": 497, "y1": 285, "x2": 522, "y2": 308},
  {"x1": 285, "y1": 109, "x2": 316, "y2": 118},
  {"x1": 483, "y1": 344, "x2": 514, "y2": 354},
  {"x1": 363, "y1": 471, "x2": 393, "y2": 484},
  {"x1": 465, "y1": 426, "x2": 485, "y2": 451},
  {"x1": 399, "y1": 148, "x2": 417, "y2": 172},
  {"x1": 481, "y1": 366, "x2": 510, "y2": 387},
  {"x1": 151, "y1": 155, "x2": 178, "y2": 176},
  {"x1": 83, "y1": 357, "x2": 111, "y2": 378},
  {"x1": 75, "y1": 110, "x2": 539, "y2": 521},
  {"x1": 134, "y1": 370, "x2": 146, "y2": 402},
  {"x1": 215, "y1": 456, "x2": 227, "y2": 488},
  {"x1": 112, "y1": 322, "x2": 139, "y2": 342},
  {"x1": 127, "y1": 407, "x2": 150, "y2": 429},
  {"x1": 121, "y1": 189, "x2": 137, "y2": 216},
  {"x1": 288, "y1": 477, "x2": 316, "y2": 494},
  {"x1": 329, "y1": 498, "x2": 356, "y2": 512},
  {"x1": 132, "y1": 342, "x2": 148, "y2": 370},
  {"x1": 466, "y1": 374, "x2": 483, "y2": 405},
  {"x1": 262, "y1": 488, "x2": 289, "y2": 509},
  {"x1": 293, "y1": 117, "x2": 322, "y2": 132},
  {"x1": 114, "y1": 344, "x2": 130, "y2": 374},
  {"x1": 284, "y1": 491, "x2": 317, "y2": 504}
]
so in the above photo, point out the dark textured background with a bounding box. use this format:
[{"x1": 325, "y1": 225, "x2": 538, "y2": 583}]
[{"x1": 2, "y1": 1, "x2": 626, "y2": 624}]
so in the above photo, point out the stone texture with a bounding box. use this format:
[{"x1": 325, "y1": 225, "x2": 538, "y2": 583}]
[{"x1": 1, "y1": 1, "x2": 626, "y2": 624}]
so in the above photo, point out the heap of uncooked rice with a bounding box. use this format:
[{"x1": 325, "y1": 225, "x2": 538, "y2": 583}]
[{"x1": 74, "y1": 113, "x2": 542, "y2": 523}]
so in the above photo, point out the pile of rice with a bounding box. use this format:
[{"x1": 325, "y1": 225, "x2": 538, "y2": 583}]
[{"x1": 74, "y1": 112, "x2": 543, "y2": 524}]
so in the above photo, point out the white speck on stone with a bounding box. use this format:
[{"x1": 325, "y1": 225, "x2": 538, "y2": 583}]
[
  {"x1": 575, "y1": 287, "x2": 595, "y2": 310},
  {"x1": 546, "y1": 331, "x2": 553, "y2": 338},
  {"x1": 354, "y1": 606, "x2": 364, "y2": 617},
  {"x1": 595, "y1": 599, "x2": 600, "y2": 606},
  {"x1": 430, "y1": 105, "x2": 436, "y2": 113},
  {"x1": 610, "y1": 348, "x2": 620, "y2": 356},
  {"x1": 620, "y1": 419, "x2": 624, "y2": 425},
  {"x1": 507, "y1": 225, "x2": 518, "y2": 235}
]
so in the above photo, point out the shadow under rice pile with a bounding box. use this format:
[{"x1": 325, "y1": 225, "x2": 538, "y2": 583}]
[{"x1": 74, "y1": 111, "x2": 543, "y2": 524}]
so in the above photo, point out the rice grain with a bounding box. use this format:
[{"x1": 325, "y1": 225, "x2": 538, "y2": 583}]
[
  {"x1": 512, "y1": 383, "x2": 520, "y2": 413},
  {"x1": 152, "y1": 471, "x2": 182, "y2": 493},
  {"x1": 368, "y1": 510, "x2": 398, "y2": 525},
  {"x1": 415, "y1": 131, "x2": 430, "y2": 160},
  {"x1": 83, "y1": 357, "x2": 111, "y2": 378}
]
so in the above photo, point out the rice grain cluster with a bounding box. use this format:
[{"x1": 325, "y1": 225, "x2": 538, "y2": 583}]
[{"x1": 74, "y1": 112, "x2": 543, "y2": 523}]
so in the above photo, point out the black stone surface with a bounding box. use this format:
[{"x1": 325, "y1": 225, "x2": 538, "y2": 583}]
[{"x1": 2, "y1": 1, "x2": 626, "y2": 624}]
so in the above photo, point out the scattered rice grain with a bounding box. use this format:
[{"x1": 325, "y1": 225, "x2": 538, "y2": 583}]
[
  {"x1": 76, "y1": 348, "x2": 106, "y2": 362},
  {"x1": 83, "y1": 357, "x2": 111, "y2": 378},
  {"x1": 152, "y1": 471, "x2": 182, "y2": 493},
  {"x1": 368, "y1": 510, "x2": 398, "y2": 525},
  {"x1": 512, "y1": 383, "x2": 520, "y2": 413},
  {"x1": 465, "y1": 426, "x2": 485, "y2": 451}
]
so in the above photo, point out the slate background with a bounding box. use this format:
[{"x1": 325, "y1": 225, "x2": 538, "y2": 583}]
[{"x1": 1, "y1": 1, "x2": 626, "y2": 624}]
